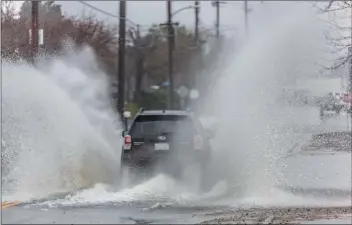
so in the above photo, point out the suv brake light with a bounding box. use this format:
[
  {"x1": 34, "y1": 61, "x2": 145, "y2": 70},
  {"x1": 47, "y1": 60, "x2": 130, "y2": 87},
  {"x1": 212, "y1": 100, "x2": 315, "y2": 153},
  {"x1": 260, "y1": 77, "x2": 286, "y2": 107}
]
[
  {"x1": 124, "y1": 135, "x2": 132, "y2": 150},
  {"x1": 193, "y1": 135, "x2": 203, "y2": 150}
]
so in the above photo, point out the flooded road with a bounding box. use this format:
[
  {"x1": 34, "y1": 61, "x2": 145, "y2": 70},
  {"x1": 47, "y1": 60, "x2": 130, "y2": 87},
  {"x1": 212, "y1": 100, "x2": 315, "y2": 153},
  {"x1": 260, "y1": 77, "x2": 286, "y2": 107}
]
[
  {"x1": 2, "y1": 2, "x2": 351, "y2": 222},
  {"x1": 2, "y1": 108, "x2": 351, "y2": 224}
]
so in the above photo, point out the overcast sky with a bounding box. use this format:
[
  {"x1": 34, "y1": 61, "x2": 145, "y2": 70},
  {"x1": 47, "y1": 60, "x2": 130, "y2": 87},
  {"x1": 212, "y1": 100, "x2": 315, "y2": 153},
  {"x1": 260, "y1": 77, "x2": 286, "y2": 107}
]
[
  {"x1": 58, "y1": 1, "x2": 251, "y2": 31},
  {"x1": 13, "y1": 1, "x2": 272, "y2": 36},
  {"x1": 11, "y1": 1, "x2": 350, "y2": 46}
]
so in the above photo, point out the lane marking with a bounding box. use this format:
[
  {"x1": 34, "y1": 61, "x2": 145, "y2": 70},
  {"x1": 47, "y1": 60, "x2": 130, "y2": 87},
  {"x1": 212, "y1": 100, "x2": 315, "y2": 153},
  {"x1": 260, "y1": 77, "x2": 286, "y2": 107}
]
[{"x1": 1, "y1": 201, "x2": 21, "y2": 209}]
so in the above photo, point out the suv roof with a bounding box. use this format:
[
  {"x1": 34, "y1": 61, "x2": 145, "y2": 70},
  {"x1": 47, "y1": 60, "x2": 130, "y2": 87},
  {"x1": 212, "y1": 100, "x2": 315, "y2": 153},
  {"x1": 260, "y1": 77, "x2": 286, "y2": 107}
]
[
  {"x1": 129, "y1": 109, "x2": 203, "y2": 137},
  {"x1": 137, "y1": 109, "x2": 192, "y2": 116}
]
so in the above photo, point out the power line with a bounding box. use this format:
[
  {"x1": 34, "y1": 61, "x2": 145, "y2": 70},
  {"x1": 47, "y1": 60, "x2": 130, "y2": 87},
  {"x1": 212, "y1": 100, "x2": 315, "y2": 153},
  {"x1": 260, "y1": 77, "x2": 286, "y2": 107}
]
[
  {"x1": 79, "y1": 1, "x2": 118, "y2": 18},
  {"x1": 78, "y1": 1, "x2": 142, "y2": 28}
]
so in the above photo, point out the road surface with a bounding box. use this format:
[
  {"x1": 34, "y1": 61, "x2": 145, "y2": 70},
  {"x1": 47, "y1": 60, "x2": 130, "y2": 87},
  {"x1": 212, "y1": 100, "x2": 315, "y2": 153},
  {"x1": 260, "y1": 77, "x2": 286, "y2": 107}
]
[{"x1": 2, "y1": 106, "x2": 351, "y2": 224}]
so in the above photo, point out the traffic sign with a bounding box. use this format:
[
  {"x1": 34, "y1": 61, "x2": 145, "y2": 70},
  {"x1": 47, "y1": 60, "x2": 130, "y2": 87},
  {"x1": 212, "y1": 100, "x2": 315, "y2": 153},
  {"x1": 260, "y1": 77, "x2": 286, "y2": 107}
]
[
  {"x1": 189, "y1": 89, "x2": 200, "y2": 99},
  {"x1": 177, "y1": 85, "x2": 189, "y2": 99}
]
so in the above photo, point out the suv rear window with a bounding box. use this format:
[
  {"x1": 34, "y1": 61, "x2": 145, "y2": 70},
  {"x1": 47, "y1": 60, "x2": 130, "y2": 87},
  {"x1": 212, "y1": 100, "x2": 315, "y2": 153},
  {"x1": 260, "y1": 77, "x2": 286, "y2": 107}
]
[{"x1": 129, "y1": 115, "x2": 198, "y2": 138}]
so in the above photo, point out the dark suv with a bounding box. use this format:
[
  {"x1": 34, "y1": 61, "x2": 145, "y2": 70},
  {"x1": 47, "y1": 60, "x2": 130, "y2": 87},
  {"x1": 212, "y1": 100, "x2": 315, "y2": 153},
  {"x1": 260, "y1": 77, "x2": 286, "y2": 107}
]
[{"x1": 121, "y1": 109, "x2": 214, "y2": 185}]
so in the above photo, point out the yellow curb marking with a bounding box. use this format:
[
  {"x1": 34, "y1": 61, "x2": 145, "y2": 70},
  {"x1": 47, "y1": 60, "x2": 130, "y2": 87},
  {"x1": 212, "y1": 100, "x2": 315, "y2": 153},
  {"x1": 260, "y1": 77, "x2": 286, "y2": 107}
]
[{"x1": 1, "y1": 201, "x2": 21, "y2": 209}]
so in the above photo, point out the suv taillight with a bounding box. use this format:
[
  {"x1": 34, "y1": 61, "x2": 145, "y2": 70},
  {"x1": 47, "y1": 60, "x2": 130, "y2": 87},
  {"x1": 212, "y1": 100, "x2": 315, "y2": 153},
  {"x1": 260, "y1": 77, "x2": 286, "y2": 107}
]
[
  {"x1": 193, "y1": 135, "x2": 203, "y2": 150},
  {"x1": 124, "y1": 135, "x2": 132, "y2": 150}
]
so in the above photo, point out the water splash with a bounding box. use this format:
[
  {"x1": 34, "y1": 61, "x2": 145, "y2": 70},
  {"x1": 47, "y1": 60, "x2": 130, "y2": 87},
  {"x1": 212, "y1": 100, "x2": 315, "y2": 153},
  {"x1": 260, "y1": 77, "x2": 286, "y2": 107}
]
[
  {"x1": 32, "y1": 2, "x2": 347, "y2": 209},
  {"x1": 2, "y1": 47, "x2": 122, "y2": 201},
  {"x1": 203, "y1": 2, "x2": 331, "y2": 200},
  {"x1": 2, "y1": 2, "x2": 348, "y2": 210}
]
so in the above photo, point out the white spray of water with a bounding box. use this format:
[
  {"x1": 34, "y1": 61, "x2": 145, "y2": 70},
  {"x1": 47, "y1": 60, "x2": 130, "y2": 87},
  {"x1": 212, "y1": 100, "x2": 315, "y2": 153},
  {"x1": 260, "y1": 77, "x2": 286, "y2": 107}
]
[
  {"x1": 3, "y1": 3, "x2": 348, "y2": 209},
  {"x1": 2, "y1": 47, "x2": 122, "y2": 201},
  {"x1": 203, "y1": 2, "x2": 333, "y2": 203},
  {"x1": 27, "y1": 3, "x2": 343, "y2": 208},
  {"x1": 33, "y1": 3, "x2": 346, "y2": 209}
]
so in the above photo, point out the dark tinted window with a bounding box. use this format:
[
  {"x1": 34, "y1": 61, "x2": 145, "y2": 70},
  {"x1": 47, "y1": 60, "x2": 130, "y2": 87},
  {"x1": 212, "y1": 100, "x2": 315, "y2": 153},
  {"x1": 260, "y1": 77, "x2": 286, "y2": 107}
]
[{"x1": 130, "y1": 115, "x2": 197, "y2": 138}]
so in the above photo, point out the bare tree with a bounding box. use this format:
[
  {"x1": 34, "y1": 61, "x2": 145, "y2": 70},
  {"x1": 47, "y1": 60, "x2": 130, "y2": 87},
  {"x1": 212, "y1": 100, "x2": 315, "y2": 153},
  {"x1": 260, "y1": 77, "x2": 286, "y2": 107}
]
[
  {"x1": 315, "y1": 1, "x2": 351, "y2": 70},
  {"x1": 1, "y1": 1, "x2": 24, "y2": 60},
  {"x1": 1, "y1": 0, "x2": 16, "y2": 22}
]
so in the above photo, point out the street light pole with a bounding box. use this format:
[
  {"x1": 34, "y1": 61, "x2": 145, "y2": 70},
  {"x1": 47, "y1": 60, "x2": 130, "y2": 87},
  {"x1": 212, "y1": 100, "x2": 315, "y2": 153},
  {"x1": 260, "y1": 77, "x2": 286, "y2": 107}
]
[
  {"x1": 160, "y1": 3, "x2": 197, "y2": 109},
  {"x1": 118, "y1": 0, "x2": 126, "y2": 120},
  {"x1": 192, "y1": 0, "x2": 201, "y2": 110},
  {"x1": 212, "y1": 1, "x2": 226, "y2": 39},
  {"x1": 195, "y1": 1, "x2": 200, "y2": 44}
]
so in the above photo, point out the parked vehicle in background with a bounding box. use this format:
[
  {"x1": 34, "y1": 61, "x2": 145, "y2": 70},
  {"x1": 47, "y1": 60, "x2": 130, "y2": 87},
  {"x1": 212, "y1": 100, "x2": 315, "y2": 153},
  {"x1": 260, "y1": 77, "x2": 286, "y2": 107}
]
[
  {"x1": 319, "y1": 93, "x2": 345, "y2": 119},
  {"x1": 342, "y1": 92, "x2": 352, "y2": 113}
]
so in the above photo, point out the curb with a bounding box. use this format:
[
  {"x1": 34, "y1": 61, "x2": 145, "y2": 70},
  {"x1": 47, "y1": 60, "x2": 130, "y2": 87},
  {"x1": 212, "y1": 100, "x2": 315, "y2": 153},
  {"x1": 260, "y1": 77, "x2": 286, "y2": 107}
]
[{"x1": 1, "y1": 201, "x2": 21, "y2": 209}]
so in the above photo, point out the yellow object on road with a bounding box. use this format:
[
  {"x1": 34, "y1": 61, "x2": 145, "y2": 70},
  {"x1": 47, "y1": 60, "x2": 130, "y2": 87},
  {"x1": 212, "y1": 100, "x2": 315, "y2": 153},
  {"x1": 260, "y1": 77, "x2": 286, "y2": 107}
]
[{"x1": 1, "y1": 201, "x2": 20, "y2": 209}]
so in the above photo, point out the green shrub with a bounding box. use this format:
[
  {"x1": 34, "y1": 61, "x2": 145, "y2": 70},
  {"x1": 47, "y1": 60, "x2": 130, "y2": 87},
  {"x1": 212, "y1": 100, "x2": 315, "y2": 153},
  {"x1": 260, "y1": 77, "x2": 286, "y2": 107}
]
[
  {"x1": 125, "y1": 102, "x2": 140, "y2": 116},
  {"x1": 125, "y1": 89, "x2": 181, "y2": 117},
  {"x1": 139, "y1": 89, "x2": 181, "y2": 110}
]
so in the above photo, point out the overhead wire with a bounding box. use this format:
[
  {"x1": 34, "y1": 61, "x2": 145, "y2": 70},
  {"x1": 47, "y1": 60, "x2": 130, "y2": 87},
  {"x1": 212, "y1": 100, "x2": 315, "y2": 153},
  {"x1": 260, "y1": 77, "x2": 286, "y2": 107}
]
[
  {"x1": 78, "y1": 1, "x2": 148, "y2": 30},
  {"x1": 77, "y1": 1, "x2": 218, "y2": 48}
]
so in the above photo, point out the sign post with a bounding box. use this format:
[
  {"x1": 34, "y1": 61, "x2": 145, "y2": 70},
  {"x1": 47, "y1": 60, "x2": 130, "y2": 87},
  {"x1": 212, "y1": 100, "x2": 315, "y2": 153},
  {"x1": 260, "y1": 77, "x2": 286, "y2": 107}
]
[
  {"x1": 189, "y1": 89, "x2": 200, "y2": 100},
  {"x1": 176, "y1": 85, "x2": 189, "y2": 109}
]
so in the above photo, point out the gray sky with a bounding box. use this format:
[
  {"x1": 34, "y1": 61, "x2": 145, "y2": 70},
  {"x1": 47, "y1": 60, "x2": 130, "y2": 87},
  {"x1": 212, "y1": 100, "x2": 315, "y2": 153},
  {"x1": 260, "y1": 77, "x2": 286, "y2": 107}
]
[
  {"x1": 12, "y1": 1, "x2": 350, "y2": 48},
  {"x1": 57, "y1": 1, "x2": 249, "y2": 31},
  {"x1": 14, "y1": 1, "x2": 267, "y2": 36}
]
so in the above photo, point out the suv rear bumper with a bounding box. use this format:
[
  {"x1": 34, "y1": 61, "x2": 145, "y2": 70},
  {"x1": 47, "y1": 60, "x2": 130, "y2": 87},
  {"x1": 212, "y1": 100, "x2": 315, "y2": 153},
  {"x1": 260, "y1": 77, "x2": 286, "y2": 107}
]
[{"x1": 121, "y1": 148, "x2": 209, "y2": 169}]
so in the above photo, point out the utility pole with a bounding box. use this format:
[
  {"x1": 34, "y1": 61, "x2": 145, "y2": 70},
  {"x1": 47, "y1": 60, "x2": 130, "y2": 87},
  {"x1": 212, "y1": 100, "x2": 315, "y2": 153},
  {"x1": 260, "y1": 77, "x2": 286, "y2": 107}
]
[
  {"x1": 191, "y1": 0, "x2": 200, "y2": 110},
  {"x1": 165, "y1": 0, "x2": 175, "y2": 109},
  {"x1": 215, "y1": 1, "x2": 220, "y2": 39},
  {"x1": 244, "y1": 0, "x2": 249, "y2": 37},
  {"x1": 118, "y1": 0, "x2": 126, "y2": 120},
  {"x1": 31, "y1": 0, "x2": 39, "y2": 63},
  {"x1": 167, "y1": 0, "x2": 174, "y2": 109},
  {"x1": 194, "y1": 1, "x2": 200, "y2": 80},
  {"x1": 212, "y1": 1, "x2": 226, "y2": 39},
  {"x1": 195, "y1": 1, "x2": 200, "y2": 43},
  {"x1": 160, "y1": 2, "x2": 178, "y2": 109}
]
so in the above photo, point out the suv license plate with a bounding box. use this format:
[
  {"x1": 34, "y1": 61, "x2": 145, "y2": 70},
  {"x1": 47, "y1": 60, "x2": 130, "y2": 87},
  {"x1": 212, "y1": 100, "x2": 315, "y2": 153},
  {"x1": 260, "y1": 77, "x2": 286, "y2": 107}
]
[{"x1": 155, "y1": 143, "x2": 170, "y2": 151}]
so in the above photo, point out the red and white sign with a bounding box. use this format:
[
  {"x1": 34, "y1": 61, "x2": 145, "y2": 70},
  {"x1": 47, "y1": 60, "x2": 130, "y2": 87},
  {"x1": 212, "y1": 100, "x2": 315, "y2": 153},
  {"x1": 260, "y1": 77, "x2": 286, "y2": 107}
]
[{"x1": 342, "y1": 93, "x2": 352, "y2": 103}]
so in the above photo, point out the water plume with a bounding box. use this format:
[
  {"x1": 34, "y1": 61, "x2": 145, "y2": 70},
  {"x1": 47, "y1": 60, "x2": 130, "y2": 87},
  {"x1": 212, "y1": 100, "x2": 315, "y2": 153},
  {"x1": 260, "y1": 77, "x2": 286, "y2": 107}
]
[
  {"x1": 203, "y1": 2, "x2": 330, "y2": 200},
  {"x1": 2, "y1": 46, "x2": 122, "y2": 201}
]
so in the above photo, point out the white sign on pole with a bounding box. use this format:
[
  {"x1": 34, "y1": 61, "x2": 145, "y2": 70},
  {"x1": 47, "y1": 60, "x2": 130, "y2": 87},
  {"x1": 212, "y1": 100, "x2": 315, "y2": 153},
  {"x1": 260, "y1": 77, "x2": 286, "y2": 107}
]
[
  {"x1": 28, "y1": 29, "x2": 44, "y2": 45},
  {"x1": 28, "y1": 29, "x2": 32, "y2": 44},
  {"x1": 189, "y1": 89, "x2": 200, "y2": 100},
  {"x1": 177, "y1": 85, "x2": 189, "y2": 99},
  {"x1": 39, "y1": 29, "x2": 44, "y2": 45}
]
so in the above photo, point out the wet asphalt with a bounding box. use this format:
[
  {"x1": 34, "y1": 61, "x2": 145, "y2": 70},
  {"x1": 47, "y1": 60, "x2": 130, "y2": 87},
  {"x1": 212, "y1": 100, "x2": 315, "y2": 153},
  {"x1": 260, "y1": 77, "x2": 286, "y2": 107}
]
[{"x1": 2, "y1": 107, "x2": 351, "y2": 224}]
